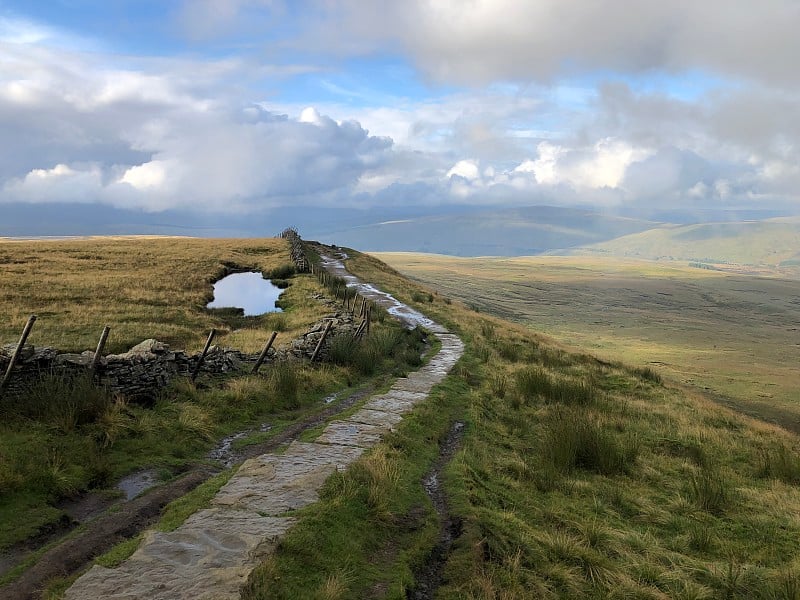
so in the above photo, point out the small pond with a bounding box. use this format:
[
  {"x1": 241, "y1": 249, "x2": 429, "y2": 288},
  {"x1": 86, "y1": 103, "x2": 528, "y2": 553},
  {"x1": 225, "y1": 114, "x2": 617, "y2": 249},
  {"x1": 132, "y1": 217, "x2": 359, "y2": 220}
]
[{"x1": 207, "y1": 272, "x2": 284, "y2": 316}]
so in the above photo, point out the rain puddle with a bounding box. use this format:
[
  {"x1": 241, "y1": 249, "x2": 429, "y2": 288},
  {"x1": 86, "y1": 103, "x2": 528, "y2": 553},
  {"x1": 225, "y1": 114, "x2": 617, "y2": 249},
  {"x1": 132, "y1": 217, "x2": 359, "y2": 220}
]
[
  {"x1": 117, "y1": 469, "x2": 161, "y2": 501},
  {"x1": 208, "y1": 423, "x2": 273, "y2": 468},
  {"x1": 207, "y1": 272, "x2": 284, "y2": 316}
]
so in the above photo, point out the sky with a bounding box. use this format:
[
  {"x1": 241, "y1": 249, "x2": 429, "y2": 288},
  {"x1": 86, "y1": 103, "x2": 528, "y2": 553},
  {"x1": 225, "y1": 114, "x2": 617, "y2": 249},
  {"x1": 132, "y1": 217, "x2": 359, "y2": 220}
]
[{"x1": 1, "y1": 0, "x2": 799, "y2": 228}]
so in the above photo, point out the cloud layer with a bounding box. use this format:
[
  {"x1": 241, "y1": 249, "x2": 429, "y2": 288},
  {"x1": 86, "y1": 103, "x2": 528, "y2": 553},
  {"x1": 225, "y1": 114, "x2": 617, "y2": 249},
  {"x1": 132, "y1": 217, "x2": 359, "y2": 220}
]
[{"x1": 1, "y1": 2, "x2": 799, "y2": 216}]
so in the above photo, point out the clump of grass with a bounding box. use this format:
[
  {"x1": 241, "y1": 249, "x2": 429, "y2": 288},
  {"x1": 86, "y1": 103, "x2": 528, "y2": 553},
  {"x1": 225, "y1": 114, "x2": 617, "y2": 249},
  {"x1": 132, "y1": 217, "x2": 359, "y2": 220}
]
[
  {"x1": 93, "y1": 397, "x2": 134, "y2": 448},
  {"x1": 360, "y1": 447, "x2": 401, "y2": 519},
  {"x1": 490, "y1": 373, "x2": 508, "y2": 399},
  {"x1": 658, "y1": 437, "x2": 708, "y2": 467},
  {"x1": 758, "y1": 444, "x2": 800, "y2": 485},
  {"x1": 632, "y1": 365, "x2": 663, "y2": 384},
  {"x1": 411, "y1": 291, "x2": 433, "y2": 303},
  {"x1": 268, "y1": 362, "x2": 299, "y2": 408},
  {"x1": 176, "y1": 403, "x2": 215, "y2": 441},
  {"x1": 687, "y1": 522, "x2": 715, "y2": 553},
  {"x1": 515, "y1": 367, "x2": 551, "y2": 400},
  {"x1": 533, "y1": 347, "x2": 573, "y2": 369},
  {"x1": 543, "y1": 410, "x2": 638, "y2": 476},
  {"x1": 263, "y1": 312, "x2": 288, "y2": 332},
  {"x1": 317, "y1": 572, "x2": 351, "y2": 600},
  {"x1": 480, "y1": 320, "x2": 496, "y2": 340},
  {"x1": 327, "y1": 326, "x2": 421, "y2": 377},
  {"x1": 496, "y1": 340, "x2": 522, "y2": 362},
  {"x1": 3, "y1": 372, "x2": 113, "y2": 432},
  {"x1": 474, "y1": 342, "x2": 491, "y2": 363},
  {"x1": 688, "y1": 467, "x2": 733, "y2": 515},
  {"x1": 328, "y1": 333, "x2": 359, "y2": 366},
  {"x1": 268, "y1": 263, "x2": 296, "y2": 279},
  {"x1": 515, "y1": 367, "x2": 597, "y2": 405},
  {"x1": 770, "y1": 569, "x2": 800, "y2": 600}
]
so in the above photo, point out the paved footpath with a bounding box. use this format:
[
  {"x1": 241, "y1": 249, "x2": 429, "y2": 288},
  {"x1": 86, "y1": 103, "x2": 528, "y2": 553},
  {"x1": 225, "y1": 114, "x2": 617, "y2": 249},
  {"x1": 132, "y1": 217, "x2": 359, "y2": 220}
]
[{"x1": 65, "y1": 253, "x2": 463, "y2": 600}]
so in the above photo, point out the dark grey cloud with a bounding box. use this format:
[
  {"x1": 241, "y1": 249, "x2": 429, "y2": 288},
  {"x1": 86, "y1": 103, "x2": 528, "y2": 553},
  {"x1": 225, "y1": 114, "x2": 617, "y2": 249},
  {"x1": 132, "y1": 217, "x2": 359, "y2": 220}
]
[{"x1": 290, "y1": 1, "x2": 800, "y2": 88}]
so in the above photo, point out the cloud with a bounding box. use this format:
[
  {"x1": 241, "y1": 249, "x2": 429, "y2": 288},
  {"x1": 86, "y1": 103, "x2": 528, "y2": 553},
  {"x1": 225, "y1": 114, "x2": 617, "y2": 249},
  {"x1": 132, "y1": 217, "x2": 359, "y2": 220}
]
[
  {"x1": 291, "y1": 0, "x2": 800, "y2": 88},
  {"x1": 2, "y1": 3, "x2": 800, "y2": 219},
  {"x1": 0, "y1": 36, "x2": 394, "y2": 212}
]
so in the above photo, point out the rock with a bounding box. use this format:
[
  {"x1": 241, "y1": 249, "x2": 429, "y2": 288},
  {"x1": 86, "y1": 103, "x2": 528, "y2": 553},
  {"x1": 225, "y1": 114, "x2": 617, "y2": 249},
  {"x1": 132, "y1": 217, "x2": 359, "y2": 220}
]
[
  {"x1": 128, "y1": 339, "x2": 170, "y2": 355},
  {"x1": 0, "y1": 343, "x2": 34, "y2": 361},
  {"x1": 54, "y1": 353, "x2": 93, "y2": 367}
]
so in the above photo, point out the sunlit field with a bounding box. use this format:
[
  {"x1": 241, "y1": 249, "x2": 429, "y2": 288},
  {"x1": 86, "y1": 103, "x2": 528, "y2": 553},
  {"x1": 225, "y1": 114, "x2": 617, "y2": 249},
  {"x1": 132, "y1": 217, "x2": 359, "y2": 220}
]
[
  {"x1": 376, "y1": 252, "x2": 800, "y2": 430},
  {"x1": 0, "y1": 237, "x2": 318, "y2": 354}
]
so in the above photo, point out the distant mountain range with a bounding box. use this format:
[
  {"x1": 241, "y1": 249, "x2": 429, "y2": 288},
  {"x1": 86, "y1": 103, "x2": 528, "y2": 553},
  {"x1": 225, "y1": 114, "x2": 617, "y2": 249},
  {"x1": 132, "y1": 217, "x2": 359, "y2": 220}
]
[
  {"x1": 317, "y1": 208, "x2": 800, "y2": 267},
  {"x1": 3, "y1": 201, "x2": 798, "y2": 267},
  {"x1": 317, "y1": 206, "x2": 659, "y2": 256},
  {"x1": 562, "y1": 217, "x2": 800, "y2": 267}
]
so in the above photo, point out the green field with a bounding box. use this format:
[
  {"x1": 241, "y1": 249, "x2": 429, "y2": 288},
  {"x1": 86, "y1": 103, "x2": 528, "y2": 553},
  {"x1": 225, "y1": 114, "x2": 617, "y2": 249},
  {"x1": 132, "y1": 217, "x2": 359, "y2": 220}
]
[{"x1": 375, "y1": 253, "x2": 800, "y2": 431}]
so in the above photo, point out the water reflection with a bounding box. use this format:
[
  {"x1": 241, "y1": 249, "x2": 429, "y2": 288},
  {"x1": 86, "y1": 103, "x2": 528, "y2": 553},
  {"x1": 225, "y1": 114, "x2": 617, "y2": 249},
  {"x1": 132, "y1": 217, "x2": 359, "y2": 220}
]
[{"x1": 207, "y1": 272, "x2": 284, "y2": 316}]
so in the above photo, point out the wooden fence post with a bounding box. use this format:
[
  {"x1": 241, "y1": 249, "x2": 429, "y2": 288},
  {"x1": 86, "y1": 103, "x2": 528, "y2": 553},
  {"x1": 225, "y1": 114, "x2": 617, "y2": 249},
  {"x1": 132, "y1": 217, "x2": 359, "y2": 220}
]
[
  {"x1": 252, "y1": 331, "x2": 278, "y2": 374},
  {"x1": 191, "y1": 329, "x2": 216, "y2": 381},
  {"x1": 0, "y1": 315, "x2": 37, "y2": 393},
  {"x1": 89, "y1": 326, "x2": 110, "y2": 375},
  {"x1": 310, "y1": 321, "x2": 333, "y2": 362}
]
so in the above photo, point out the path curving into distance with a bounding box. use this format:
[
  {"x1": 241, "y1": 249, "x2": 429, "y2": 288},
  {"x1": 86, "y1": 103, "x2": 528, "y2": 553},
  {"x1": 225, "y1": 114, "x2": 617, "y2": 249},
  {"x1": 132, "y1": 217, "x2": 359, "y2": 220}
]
[{"x1": 63, "y1": 251, "x2": 464, "y2": 600}]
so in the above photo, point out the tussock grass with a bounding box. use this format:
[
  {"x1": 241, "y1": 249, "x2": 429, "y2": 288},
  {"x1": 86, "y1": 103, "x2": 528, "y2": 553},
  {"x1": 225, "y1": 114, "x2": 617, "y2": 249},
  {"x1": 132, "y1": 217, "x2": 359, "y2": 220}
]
[
  {"x1": 758, "y1": 444, "x2": 800, "y2": 485},
  {"x1": 515, "y1": 367, "x2": 598, "y2": 405},
  {"x1": 327, "y1": 327, "x2": 425, "y2": 377},
  {"x1": 2, "y1": 372, "x2": 113, "y2": 432},
  {"x1": 687, "y1": 467, "x2": 734, "y2": 515},
  {"x1": 254, "y1": 248, "x2": 800, "y2": 600},
  {"x1": 543, "y1": 409, "x2": 638, "y2": 476}
]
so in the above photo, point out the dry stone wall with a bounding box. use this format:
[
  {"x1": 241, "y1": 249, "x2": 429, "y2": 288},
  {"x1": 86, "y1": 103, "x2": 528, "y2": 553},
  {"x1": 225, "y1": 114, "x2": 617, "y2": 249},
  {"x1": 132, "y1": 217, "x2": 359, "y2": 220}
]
[{"x1": 0, "y1": 309, "x2": 358, "y2": 402}]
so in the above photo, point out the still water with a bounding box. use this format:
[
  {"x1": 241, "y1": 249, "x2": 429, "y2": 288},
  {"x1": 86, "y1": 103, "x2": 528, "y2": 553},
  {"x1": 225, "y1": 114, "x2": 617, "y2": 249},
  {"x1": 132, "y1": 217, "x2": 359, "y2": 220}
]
[{"x1": 206, "y1": 272, "x2": 284, "y2": 316}]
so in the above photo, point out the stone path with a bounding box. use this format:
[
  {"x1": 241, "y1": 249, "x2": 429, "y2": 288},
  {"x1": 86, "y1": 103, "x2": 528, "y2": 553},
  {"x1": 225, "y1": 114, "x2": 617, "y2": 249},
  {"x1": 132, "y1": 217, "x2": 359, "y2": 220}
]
[{"x1": 64, "y1": 253, "x2": 463, "y2": 600}]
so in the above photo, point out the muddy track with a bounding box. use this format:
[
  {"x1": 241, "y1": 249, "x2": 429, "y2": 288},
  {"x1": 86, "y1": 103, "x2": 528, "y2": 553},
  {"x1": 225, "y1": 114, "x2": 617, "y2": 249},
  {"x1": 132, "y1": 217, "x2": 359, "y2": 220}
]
[
  {"x1": 0, "y1": 380, "x2": 380, "y2": 600},
  {"x1": 407, "y1": 421, "x2": 466, "y2": 600}
]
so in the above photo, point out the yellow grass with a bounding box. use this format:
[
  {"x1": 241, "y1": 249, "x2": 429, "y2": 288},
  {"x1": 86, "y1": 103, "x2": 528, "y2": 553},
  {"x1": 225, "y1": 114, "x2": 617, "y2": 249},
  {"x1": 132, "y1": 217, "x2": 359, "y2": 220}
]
[
  {"x1": 375, "y1": 251, "x2": 800, "y2": 426},
  {"x1": 0, "y1": 236, "x2": 325, "y2": 353}
]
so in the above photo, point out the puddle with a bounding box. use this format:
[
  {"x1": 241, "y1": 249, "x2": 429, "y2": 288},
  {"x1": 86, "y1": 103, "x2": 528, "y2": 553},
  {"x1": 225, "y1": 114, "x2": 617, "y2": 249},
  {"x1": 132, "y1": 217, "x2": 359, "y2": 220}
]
[
  {"x1": 116, "y1": 469, "x2": 160, "y2": 501},
  {"x1": 207, "y1": 272, "x2": 284, "y2": 316},
  {"x1": 208, "y1": 423, "x2": 273, "y2": 468}
]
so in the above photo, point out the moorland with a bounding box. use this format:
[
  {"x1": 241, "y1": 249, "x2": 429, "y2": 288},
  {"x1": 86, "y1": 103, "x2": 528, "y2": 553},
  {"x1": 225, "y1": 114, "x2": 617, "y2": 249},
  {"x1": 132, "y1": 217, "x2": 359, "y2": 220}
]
[
  {"x1": 1, "y1": 235, "x2": 799, "y2": 599},
  {"x1": 376, "y1": 253, "x2": 800, "y2": 433}
]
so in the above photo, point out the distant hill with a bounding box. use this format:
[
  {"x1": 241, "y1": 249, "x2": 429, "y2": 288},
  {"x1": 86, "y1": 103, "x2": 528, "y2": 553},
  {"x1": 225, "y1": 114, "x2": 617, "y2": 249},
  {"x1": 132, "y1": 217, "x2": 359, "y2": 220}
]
[
  {"x1": 568, "y1": 217, "x2": 800, "y2": 266},
  {"x1": 321, "y1": 206, "x2": 658, "y2": 256}
]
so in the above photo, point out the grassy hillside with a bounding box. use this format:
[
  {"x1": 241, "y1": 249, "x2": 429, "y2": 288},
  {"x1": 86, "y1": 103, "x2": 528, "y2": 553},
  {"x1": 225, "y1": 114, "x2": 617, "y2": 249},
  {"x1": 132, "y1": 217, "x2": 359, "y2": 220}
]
[
  {"x1": 570, "y1": 218, "x2": 800, "y2": 270},
  {"x1": 0, "y1": 237, "x2": 427, "y2": 580},
  {"x1": 375, "y1": 252, "x2": 800, "y2": 431},
  {"x1": 320, "y1": 206, "x2": 657, "y2": 256},
  {"x1": 244, "y1": 249, "x2": 800, "y2": 599},
  {"x1": 0, "y1": 237, "x2": 308, "y2": 354}
]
